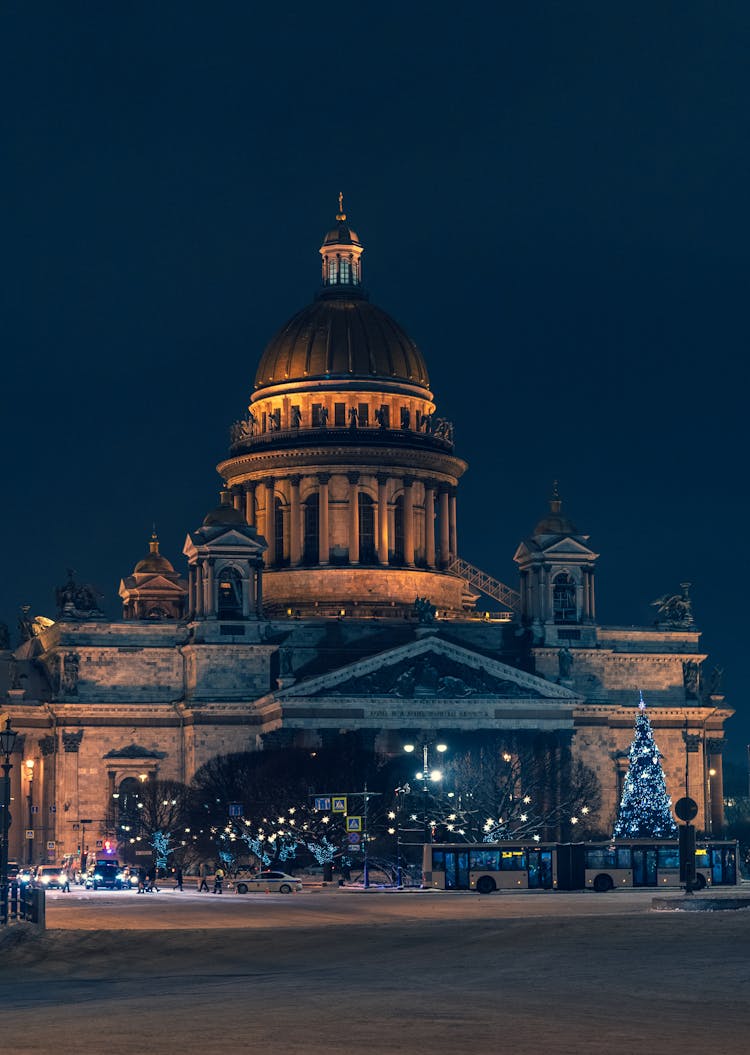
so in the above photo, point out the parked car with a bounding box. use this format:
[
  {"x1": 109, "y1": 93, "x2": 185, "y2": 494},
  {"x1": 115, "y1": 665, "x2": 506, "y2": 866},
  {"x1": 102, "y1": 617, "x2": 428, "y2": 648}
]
[
  {"x1": 34, "y1": 866, "x2": 71, "y2": 891},
  {"x1": 235, "y1": 871, "x2": 302, "y2": 894}
]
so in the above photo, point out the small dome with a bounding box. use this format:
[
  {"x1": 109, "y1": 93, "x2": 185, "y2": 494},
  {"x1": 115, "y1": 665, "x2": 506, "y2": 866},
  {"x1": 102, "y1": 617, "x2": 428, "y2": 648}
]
[
  {"x1": 322, "y1": 221, "x2": 361, "y2": 247},
  {"x1": 203, "y1": 492, "x2": 247, "y2": 527},
  {"x1": 534, "y1": 485, "x2": 578, "y2": 535},
  {"x1": 134, "y1": 533, "x2": 175, "y2": 574},
  {"x1": 253, "y1": 296, "x2": 430, "y2": 392}
]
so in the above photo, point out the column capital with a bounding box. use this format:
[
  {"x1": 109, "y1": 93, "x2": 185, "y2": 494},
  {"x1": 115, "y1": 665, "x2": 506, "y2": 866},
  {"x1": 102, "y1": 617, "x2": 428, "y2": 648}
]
[
  {"x1": 317, "y1": 473, "x2": 331, "y2": 486},
  {"x1": 265, "y1": 477, "x2": 276, "y2": 490},
  {"x1": 347, "y1": 471, "x2": 360, "y2": 485},
  {"x1": 424, "y1": 479, "x2": 437, "y2": 493},
  {"x1": 707, "y1": 739, "x2": 725, "y2": 755},
  {"x1": 376, "y1": 472, "x2": 390, "y2": 486},
  {"x1": 289, "y1": 474, "x2": 302, "y2": 487},
  {"x1": 402, "y1": 475, "x2": 415, "y2": 488}
]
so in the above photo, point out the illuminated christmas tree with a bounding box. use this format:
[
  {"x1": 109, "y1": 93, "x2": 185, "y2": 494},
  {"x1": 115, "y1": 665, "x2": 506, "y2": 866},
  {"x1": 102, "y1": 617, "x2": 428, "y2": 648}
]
[{"x1": 613, "y1": 692, "x2": 677, "y2": 838}]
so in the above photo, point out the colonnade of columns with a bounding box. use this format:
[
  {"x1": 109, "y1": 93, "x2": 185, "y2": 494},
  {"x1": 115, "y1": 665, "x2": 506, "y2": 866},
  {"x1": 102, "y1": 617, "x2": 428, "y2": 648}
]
[
  {"x1": 229, "y1": 473, "x2": 458, "y2": 570},
  {"x1": 187, "y1": 558, "x2": 263, "y2": 618},
  {"x1": 519, "y1": 564, "x2": 596, "y2": 624}
]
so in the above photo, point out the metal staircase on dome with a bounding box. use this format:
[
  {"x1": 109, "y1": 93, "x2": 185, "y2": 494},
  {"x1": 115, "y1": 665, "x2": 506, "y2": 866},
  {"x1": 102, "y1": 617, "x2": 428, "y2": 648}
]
[{"x1": 449, "y1": 558, "x2": 521, "y2": 613}]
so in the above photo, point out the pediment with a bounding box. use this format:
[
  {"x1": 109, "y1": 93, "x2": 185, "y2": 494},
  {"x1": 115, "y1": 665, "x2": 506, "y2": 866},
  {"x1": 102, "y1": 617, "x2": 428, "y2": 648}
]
[
  {"x1": 279, "y1": 635, "x2": 579, "y2": 702},
  {"x1": 120, "y1": 574, "x2": 187, "y2": 593},
  {"x1": 541, "y1": 537, "x2": 597, "y2": 558},
  {"x1": 184, "y1": 527, "x2": 267, "y2": 559}
]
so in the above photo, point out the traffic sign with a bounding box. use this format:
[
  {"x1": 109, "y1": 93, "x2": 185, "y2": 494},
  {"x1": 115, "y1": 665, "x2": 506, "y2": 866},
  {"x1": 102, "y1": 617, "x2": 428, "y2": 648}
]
[
  {"x1": 228, "y1": 803, "x2": 243, "y2": 817},
  {"x1": 347, "y1": 832, "x2": 361, "y2": 844},
  {"x1": 332, "y1": 797, "x2": 347, "y2": 813},
  {"x1": 314, "y1": 797, "x2": 331, "y2": 811},
  {"x1": 674, "y1": 796, "x2": 698, "y2": 822},
  {"x1": 346, "y1": 816, "x2": 362, "y2": 832},
  {"x1": 96, "y1": 840, "x2": 103, "y2": 849}
]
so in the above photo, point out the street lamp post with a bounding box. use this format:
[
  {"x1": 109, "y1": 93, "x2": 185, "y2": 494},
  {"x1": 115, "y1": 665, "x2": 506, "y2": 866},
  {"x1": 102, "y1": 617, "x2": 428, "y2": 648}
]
[
  {"x1": 1, "y1": 717, "x2": 19, "y2": 926},
  {"x1": 25, "y1": 759, "x2": 34, "y2": 866},
  {"x1": 405, "y1": 741, "x2": 447, "y2": 845}
]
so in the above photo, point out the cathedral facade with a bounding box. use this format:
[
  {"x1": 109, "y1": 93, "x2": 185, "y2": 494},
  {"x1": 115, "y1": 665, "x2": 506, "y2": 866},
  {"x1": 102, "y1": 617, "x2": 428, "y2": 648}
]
[{"x1": 1, "y1": 206, "x2": 731, "y2": 865}]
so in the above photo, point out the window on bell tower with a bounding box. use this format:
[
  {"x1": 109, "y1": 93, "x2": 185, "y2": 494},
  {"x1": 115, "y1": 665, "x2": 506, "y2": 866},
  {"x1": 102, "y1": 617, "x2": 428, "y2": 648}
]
[{"x1": 553, "y1": 572, "x2": 577, "y2": 624}]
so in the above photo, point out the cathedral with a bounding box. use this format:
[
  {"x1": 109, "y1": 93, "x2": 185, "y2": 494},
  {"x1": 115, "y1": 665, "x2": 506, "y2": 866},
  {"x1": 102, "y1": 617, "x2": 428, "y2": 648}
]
[{"x1": 1, "y1": 203, "x2": 731, "y2": 865}]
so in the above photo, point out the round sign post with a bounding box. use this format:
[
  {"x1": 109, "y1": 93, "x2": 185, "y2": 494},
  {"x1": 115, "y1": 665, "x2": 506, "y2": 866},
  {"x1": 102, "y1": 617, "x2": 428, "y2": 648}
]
[{"x1": 674, "y1": 796, "x2": 699, "y2": 894}]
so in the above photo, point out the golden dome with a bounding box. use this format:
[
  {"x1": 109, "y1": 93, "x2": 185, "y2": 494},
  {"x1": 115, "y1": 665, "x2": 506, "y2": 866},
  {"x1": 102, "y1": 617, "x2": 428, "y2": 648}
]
[
  {"x1": 134, "y1": 533, "x2": 175, "y2": 575},
  {"x1": 253, "y1": 294, "x2": 430, "y2": 394}
]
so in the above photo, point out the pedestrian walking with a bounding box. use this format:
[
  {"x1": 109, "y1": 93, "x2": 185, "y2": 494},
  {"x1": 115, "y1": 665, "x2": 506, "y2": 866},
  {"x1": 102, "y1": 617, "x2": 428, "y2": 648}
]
[
  {"x1": 137, "y1": 866, "x2": 147, "y2": 893},
  {"x1": 213, "y1": 866, "x2": 224, "y2": 894},
  {"x1": 198, "y1": 861, "x2": 210, "y2": 892},
  {"x1": 146, "y1": 865, "x2": 158, "y2": 892},
  {"x1": 174, "y1": 866, "x2": 183, "y2": 891}
]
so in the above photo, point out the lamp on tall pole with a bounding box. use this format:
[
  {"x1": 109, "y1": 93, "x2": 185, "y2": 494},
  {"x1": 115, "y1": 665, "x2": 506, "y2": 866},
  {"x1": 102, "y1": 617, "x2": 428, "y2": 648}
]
[
  {"x1": 1, "y1": 716, "x2": 19, "y2": 926},
  {"x1": 404, "y1": 741, "x2": 447, "y2": 844},
  {"x1": 24, "y1": 759, "x2": 34, "y2": 867}
]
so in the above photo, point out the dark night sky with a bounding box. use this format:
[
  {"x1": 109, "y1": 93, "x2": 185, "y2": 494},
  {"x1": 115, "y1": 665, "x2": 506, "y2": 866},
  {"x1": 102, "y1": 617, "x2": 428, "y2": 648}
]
[{"x1": 2, "y1": 6, "x2": 748, "y2": 760}]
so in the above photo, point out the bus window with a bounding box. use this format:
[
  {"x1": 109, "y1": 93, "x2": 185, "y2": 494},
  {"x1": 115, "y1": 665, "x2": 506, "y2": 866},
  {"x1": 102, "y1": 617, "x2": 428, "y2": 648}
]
[
  {"x1": 695, "y1": 849, "x2": 710, "y2": 869},
  {"x1": 616, "y1": 848, "x2": 632, "y2": 869},
  {"x1": 470, "y1": 849, "x2": 500, "y2": 871},
  {"x1": 657, "y1": 847, "x2": 680, "y2": 869},
  {"x1": 432, "y1": 850, "x2": 446, "y2": 871},
  {"x1": 500, "y1": 850, "x2": 526, "y2": 870},
  {"x1": 586, "y1": 848, "x2": 616, "y2": 869}
]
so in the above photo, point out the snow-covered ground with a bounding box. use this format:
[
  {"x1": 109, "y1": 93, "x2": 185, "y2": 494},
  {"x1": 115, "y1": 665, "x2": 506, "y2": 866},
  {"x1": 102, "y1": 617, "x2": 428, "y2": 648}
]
[{"x1": 1, "y1": 890, "x2": 749, "y2": 1054}]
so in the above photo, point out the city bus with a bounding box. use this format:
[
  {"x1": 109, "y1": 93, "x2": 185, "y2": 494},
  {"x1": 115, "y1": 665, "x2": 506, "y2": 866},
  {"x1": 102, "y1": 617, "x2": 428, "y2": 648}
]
[
  {"x1": 569, "y1": 839, "x2": 738, "y2": 892},
  {"x1": 423, "y1": 840, "x2": 739, "y2": 894},
  {"x1": 423, "y1": 843, "x2": 560, "y2": 893}
]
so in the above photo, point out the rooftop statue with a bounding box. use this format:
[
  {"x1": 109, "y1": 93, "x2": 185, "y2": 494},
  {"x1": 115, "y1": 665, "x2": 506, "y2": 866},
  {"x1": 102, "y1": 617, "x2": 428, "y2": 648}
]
[{"x1": 651, "y1": 582, "x2": 694, "y2": 628}]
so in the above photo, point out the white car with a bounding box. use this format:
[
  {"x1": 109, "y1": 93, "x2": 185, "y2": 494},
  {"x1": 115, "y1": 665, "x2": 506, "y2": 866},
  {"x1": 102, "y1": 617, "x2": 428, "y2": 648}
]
[{"x1": 235, "y1": 871, "x2": 303, "y2": 894}]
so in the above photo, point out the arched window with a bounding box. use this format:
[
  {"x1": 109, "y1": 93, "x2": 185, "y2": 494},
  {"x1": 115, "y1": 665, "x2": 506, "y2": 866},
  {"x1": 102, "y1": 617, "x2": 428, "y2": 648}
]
[
  {"x1": 340, "y1": 256, "x2": 351, "y2": 283},
  {"x1": 553, "y1": 572, "x2": 577, "y2": 624},
  {"x1": 116, "y1": 776, "x2": 142, "y2": 833},
  {"x1": 303, "y1": 493, "x2": 319, "y2": 565},
  {"x1": 359, "y1": 494, "x2": 375, "y2": 563},
  {"x1": 217, "y1": 567, "x2": 243, "y2": 619},
  {"x1": 393, "y1": 496, "x2": 405, "y2": 564}
]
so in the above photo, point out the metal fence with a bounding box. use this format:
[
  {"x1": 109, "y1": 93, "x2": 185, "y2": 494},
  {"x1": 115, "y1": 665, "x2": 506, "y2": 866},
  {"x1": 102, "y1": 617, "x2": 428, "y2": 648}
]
[{"x1": 1, "y1": 882, "x2": 46, "y2": 928}]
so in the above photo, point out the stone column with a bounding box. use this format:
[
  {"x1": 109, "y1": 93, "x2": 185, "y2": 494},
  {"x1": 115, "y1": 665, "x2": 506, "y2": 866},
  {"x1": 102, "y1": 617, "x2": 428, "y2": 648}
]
[
  {"x1": 708, "y1": 738, "x2": 726, "y2": 835},
  {"x1": 195, "y1": 563, "x2": 204, "y2": 617},
  {"x1": 245, "y1": 484, "x2": 256, "y2": 528},
  {"x1": 241, "y1": 573, "x2": 251, "y2": 617},
  {"x1": 205, "y1": 558, "x2": 215, "y2": 617},
  {"x1": 318, "y1": 473, "x2": 330, "y2": 565},
  {"x1": 449, "y1": 488, "x2": 458, "y2": 561},
  {"x1": 403, "y1": 477, "x2": 415, "y2": 567},
  {"x1": 289, "y1": 475, "x2": 302, "y2": 566},
  {"x1": 348, "y1": 472, "x2": 360, "y2": 564},
  {"x1": 232, "y1": 488, "x2": 242, "y2": 512},
  {"x1": 424, "y1": 483, "x2": 436, "y2": 568},
  {"x1": 265, "y1": 479, "x2": 276, "y2": 566},
  {"x1": 255, "y1": 567, "x2": 263, "y2": 616},
  {"x1": 438, "y1": 488, "x2": 450, "y2": 566},
  {"x1": 377, "y1": 473, "x2": 389, "y2": 564}
]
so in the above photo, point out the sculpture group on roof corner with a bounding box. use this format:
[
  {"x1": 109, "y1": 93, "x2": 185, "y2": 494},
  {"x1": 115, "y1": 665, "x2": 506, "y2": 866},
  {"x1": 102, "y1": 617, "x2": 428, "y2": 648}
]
[{"x1": 0, "y1": 202, "x2": 731, "y2": 869}]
